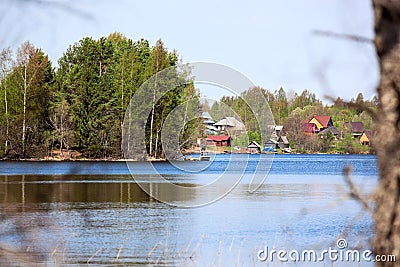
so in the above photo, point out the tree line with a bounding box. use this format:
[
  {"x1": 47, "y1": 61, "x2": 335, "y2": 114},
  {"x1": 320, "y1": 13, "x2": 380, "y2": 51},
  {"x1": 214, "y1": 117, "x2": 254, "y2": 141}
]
[
  {"x1": 0, "y1": 33, "x2": 377, "y2": 158},
  {"x1": 0, "y1": 33, "x2": 199, "y2": 159}
]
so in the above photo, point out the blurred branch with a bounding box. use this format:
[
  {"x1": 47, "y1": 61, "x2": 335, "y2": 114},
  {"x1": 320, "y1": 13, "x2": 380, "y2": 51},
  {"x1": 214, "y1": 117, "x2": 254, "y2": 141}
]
[
  {"x1": 313, "y1": 30, "x2": 373, "y2": 44},
  {"x1": 8, "y1": 0, "x2": 94, "y2": 19},
  {"x1": 324, "y1": 95, "x2": 378, "y2": 121},
  {"x1": 0, "y1": 242, "x2": 36, "y2": 265},
  {"x1": 343, "y1": 165, "x2": 373, "y2": 213}
]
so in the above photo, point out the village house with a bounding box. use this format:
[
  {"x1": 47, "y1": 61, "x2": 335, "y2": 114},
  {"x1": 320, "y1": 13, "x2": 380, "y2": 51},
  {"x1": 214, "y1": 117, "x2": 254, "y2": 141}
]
[
  {"x1": 247, "y1": 141, "x2": 261, "y2": 153},
  {"x1": 277, "y1": 136, "x2": 290, "y2": 149},
  {"x1": 308, "y1": 115, "x2": 333, "y2": 132},
  {"x1": 201, "y1": 112, "x2": 218, "y2": 135},
  {"x1": 206, "y1": 135, "x2": 232, "y2": 147},
  {"x1": 270, "y1": 125, "x2": 284, "y2": 139},
  {"x1": 302, "y1": 122, "x2": 319, "y2": 136},
  {"x1": 214, "y1": 117, "x2": 246, "y2": 136},
  {"x1": 263, "y1": 139, "x2": 278, "y2": 152},
  {"x1": 344, "y1": 122, "x2": 364, "y2": 138},
  {"x1": 360, "y1": 130, "x2": 375, "y2": 146},
  {"x1": 275, "y1": 125, "x2": 284, "y2": 136},
  {"x1": 318, "y1": 125, "x2": 341, "y2": 139},
  {"x1": 302, "y1": 116, "x2": 334, "y2": 136},
  {"x1": 201, "y1": 112, "x2": 214, "y2": 126}
]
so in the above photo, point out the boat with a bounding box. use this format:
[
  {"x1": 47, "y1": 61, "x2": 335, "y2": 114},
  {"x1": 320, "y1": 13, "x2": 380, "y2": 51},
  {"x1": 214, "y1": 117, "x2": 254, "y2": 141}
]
[{"x1": 200, "y1": 146, "x2": 210, "y2": 161}]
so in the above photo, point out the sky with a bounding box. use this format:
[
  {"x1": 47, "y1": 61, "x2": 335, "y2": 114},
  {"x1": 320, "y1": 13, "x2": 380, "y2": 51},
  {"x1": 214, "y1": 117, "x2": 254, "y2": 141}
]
[{"x1": 0, "y1": 0, "x2": 378, "y2": 103}]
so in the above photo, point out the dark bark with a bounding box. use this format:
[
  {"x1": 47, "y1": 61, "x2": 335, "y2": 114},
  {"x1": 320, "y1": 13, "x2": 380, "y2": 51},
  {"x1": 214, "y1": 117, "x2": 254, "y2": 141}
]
[{"x1": 372, "y1": 0, "x2": 400, "y2": 265}]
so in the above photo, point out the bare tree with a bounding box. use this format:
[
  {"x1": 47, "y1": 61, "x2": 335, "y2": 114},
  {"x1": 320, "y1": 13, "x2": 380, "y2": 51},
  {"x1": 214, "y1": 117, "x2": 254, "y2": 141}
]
[
  {"x1": 372, "y1": 1, "x2": 400, "y2": 265},
  {"x1": 16, "y1": 42, "x2": 35, "y2": 158},
  {"x1": 16, "y1": 41, "x2": 48, "y2": 158}
]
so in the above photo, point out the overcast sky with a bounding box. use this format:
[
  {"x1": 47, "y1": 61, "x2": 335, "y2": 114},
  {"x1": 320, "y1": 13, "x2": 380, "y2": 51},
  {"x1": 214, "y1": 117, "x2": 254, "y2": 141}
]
[{"x1": 0, "y1": 0, "x2": 378, "y2": 102}]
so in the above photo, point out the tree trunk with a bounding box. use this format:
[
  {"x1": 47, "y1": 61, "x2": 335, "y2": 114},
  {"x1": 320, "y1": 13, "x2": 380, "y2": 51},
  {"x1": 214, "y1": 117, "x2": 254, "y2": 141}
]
[
  {"x1": 149, "y1": 56, "x2": 159, "y2": 158},
  {"x1": 0, "y1": 48, "x2": 11, "y2": 156},
  {"x1": 22, "y1": 64, "x2": 27, "y2": 158},
  {"x1": 154, "y1": 130, "x2": 159, "y2": 159},
  {"x1": 121, "y1": 61, "x2": 125, "y2": 128},
  {"x1": 149, "y1": 84, "x2": 156, "y2": 157},
  {"x1": 60, "y1": 102, "x2": 64, "y2": 159},
  {"x1": 372, "y1": 1, "x2": 400, "y2": 265},
  {"x1": 4, "y1": 84, "x2": 8, "y2": 155}
]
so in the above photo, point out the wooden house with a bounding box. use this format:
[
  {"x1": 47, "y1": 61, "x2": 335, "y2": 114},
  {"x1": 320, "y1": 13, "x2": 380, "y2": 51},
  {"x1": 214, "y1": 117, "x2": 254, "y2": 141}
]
[
  {"x1": 214, "y1": 117, "x2": 245, "y2": 136},
  {"x1": 360, "y1": 130, "x2": 375, "y2": 146},
  {"x1": 263, "y1": 139, "x2": 278, "y2": 152},
  {"x1": 277, "y1": 135, "x2": 291, "y2": 153},
  {"x1": 207, "y1": 135, "x2": 232, "y2": 147},
  {"x1": 201, "y1": 112, "x2": 214, "y2": 125},
  {"x1": 247, "y1": 141, "x2": 261, "y2": 153},
  {"x1": 272, "y1": 125, "x2": 284, "y2": 139},
  {"x1": 344, "y1": 122, "x2": 364, "y2": 138},
  {"x1": 302, "y1": 122, "x2": 319, "y2": 136},
  {"x1": 309, "y1": 116, "x2": 333, "y2": 131},
  {"x1": 201, "y1": 112, "x2": 218, "y2": 135},
  {"x1": 277, "y1": 136, "x2": 290, "y2": 149},
  {"x1": 318, "y1": 126, "x2": 340, "y2": 139}
]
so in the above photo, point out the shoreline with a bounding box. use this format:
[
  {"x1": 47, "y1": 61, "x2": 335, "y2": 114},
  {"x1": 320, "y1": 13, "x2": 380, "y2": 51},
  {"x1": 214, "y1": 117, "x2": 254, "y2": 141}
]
[{"x1": 0, "y1": 151, "x2": 375, "y2": 162}]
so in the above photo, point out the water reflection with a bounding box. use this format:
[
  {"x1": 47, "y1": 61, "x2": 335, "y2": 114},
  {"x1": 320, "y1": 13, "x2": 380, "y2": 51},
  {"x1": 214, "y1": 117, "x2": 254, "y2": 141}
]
[
  {"x1": 0, "y1": 175, "x2": 203, "y2": 205},
  {"x1": 0, "y1": 155, "x2": 378, "y2": 266}
]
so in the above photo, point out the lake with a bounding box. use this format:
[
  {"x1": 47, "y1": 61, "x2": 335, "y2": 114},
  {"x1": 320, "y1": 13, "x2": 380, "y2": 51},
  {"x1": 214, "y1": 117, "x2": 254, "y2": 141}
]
[{"x1": 0, "y1": 154, "x2": 378, "y2": 266}]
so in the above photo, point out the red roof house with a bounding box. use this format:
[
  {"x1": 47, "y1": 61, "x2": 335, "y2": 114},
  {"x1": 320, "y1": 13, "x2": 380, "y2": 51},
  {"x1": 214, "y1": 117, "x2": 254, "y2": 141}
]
[
  {"x1": 207, "y1": 135, "x2": 232, "y2": 147},
  {"x1": 309, "y1": 116, "x2": 333, "y2": 130}
]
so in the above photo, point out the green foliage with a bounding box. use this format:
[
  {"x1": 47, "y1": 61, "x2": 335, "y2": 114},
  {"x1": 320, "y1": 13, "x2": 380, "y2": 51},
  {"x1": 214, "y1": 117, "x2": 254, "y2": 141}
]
[
  {"x1": 0, "y1": 43, "x2": 55, "y2": 158},
  {"x1": 0, "y1": 37, "x2": 378, "y2": 159},
  {"x1": 231, "y1": 134, "x2": 249, "y2": 148},
  {"x1": 334, "y1": 133, "x2": 368, "y2": 154},
  {"x1": 0, "y1": 34, "x2": 199, "y2": 159},
  {"x1": 247, "y1": 130, "x2": 261, "y2": 145}
]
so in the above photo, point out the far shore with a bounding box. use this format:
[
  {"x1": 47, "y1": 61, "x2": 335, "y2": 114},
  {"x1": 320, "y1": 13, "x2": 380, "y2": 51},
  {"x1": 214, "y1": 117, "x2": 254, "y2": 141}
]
[{"x1": 0, "y1": 150, "x2": 374, "y2": 162}]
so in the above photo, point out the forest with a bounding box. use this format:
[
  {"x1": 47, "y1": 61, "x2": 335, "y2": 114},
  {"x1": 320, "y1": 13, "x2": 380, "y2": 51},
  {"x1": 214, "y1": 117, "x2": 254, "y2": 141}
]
[{"x1": 0, "y1": 33, "x2": 198, "y2": 159}]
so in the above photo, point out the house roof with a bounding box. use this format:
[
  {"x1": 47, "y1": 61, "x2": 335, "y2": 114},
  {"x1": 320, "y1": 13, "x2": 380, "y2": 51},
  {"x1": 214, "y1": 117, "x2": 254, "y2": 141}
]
[
  {"x1": 310, "y1": 116, "x2": 332, "y2": 128},
  {"x1": 344, "y1": 122, "x2": 364, "y2": 133},
  {"x1": 363, "y1": 130, "x2": 375, "y2": 140},
  {"x1": 207, "y1": 135, "x2": 231, "y2": 142},
  {"x1": 201, "y1": 112, "x2": 212, "y2": 119},
  {"x1": 214, "y1": 117, "x2": 245, "y2": 130},
  {"x1": 264, "y1": 139, "x2": 278, "y2": 145},
  {"x1": 203, "y1": 119, "x2": 215, "y2": 124},
  {"x1": 278, "y1": 135, "x2": 289, "y2": 144},
  {"x1": 319, "y1": 126, "x2": 340, "y2": 136},
  {"x1": 247, "y1": 141, "x2": 261, "y2": 149}
]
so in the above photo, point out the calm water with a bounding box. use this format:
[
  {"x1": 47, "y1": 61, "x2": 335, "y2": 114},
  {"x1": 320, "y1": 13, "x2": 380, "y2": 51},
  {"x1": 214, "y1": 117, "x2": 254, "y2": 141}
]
[{"x1": 0, "y1": 154, "x2": 378, "y2": 266}]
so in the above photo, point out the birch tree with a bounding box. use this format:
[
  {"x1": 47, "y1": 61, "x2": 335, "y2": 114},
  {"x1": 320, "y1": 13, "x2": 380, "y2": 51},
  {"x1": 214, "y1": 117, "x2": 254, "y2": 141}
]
[
  {"x1": 146, "y1": 39, "x2": 170, "y2": 157},
  {"x1": 4, "y1": 41, "x2": 54, "y2": 158},
  {"x1": 0, "y1": 48, "x2": 13, "y2": 156}
]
